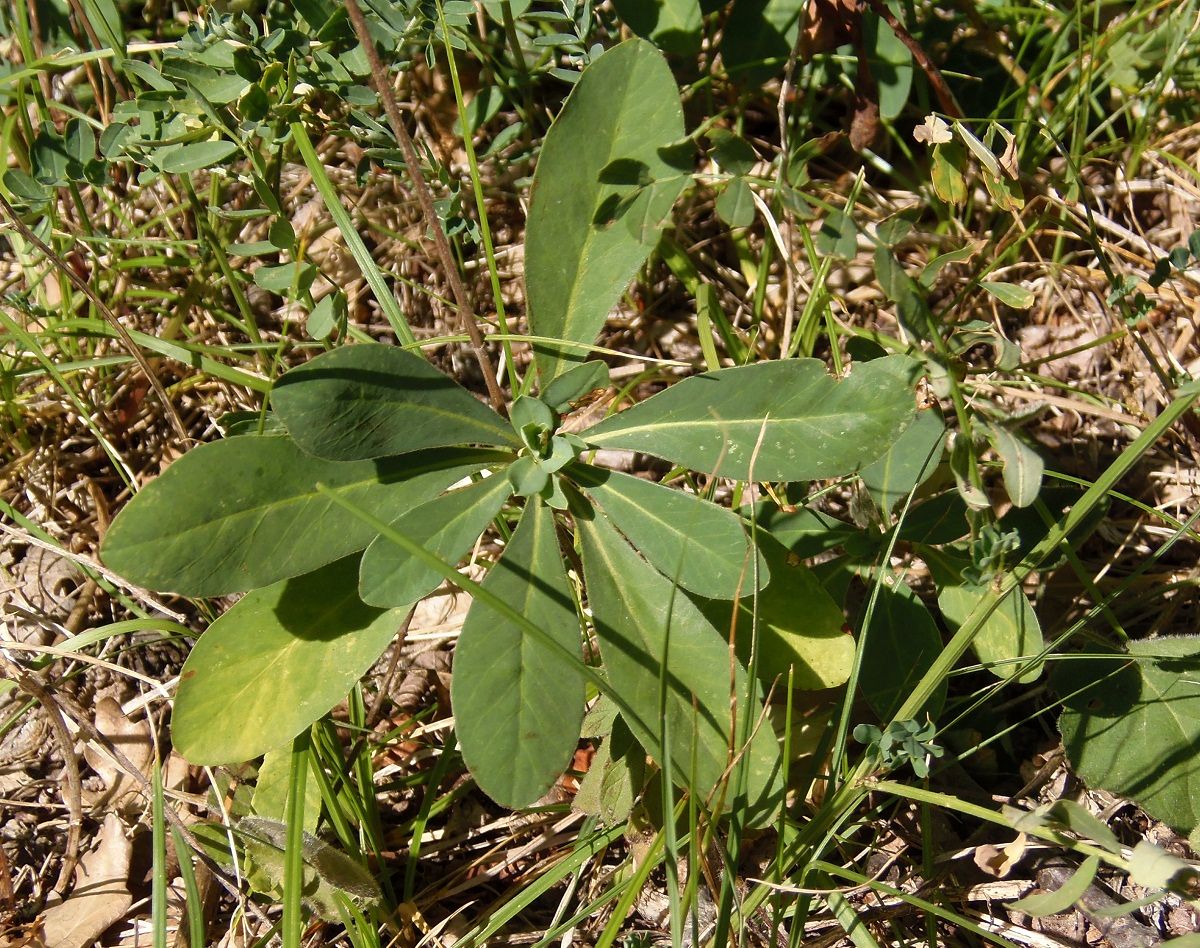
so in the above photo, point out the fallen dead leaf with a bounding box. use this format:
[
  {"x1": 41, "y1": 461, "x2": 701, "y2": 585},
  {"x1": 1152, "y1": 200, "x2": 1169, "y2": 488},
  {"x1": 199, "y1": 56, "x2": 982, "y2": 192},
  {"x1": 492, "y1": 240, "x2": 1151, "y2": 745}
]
[
  {"x1": 82, "y1": 696, "x2": 154, "y2": 811},
  {"x1": 39, "y1": 813, "x2": 132, "y2": 948}
]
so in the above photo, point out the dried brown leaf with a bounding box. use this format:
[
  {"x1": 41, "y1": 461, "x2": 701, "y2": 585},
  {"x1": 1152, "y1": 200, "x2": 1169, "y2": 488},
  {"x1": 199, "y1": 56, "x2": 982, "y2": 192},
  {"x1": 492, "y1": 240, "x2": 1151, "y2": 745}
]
[{"x1": 40, "y1": 813, "x2": 132, "y2": 948}]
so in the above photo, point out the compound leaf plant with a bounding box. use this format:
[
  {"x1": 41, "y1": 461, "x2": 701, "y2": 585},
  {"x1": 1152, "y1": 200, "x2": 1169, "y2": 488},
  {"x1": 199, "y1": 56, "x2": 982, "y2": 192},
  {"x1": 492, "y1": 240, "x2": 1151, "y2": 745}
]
[{"x1": 100, "y1": 37, "x2": 923, "y2": 819}]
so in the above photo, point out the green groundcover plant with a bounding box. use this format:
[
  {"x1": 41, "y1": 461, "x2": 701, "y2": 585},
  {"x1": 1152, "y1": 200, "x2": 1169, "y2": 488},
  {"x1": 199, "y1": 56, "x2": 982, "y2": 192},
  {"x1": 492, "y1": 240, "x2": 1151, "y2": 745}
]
[{"x1": 69, "y1": 8, "x2": 1200, "y2": 933}]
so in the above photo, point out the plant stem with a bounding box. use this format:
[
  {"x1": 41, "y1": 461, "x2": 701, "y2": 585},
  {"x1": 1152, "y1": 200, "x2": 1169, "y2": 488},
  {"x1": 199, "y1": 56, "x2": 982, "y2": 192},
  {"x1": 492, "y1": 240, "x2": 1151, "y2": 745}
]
[{"x1": 343, "y1": 0, "x2": 507, "y2": 416}]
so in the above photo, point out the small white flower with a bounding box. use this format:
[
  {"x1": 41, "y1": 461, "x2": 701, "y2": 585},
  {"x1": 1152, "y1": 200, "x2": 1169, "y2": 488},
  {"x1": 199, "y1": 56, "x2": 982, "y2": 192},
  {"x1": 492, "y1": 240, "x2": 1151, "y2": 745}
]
[{"x1": 913, "y1": 114, "x2": 952, "y2": 145}]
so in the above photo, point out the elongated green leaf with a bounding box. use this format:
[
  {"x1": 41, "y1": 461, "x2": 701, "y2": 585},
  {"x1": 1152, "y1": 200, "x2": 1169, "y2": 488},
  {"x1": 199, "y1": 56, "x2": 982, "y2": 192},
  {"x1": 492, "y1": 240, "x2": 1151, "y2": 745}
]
[
  {"x1": 526, "y1": 39, "x2": 687, "y2": 381},
  {"x1": 980, "y1": 281, "x2": 1035, "y2": 309},
  {"x1": 272, "y1": 344, "x2": 517, "y2": 460},
  {"x1": 987, "y1": 424, "x2": 1044, "y2": 508},
  {"x1": 579, "y1": 511, "x2": 782, "y2": 820},
  {"x1": 158, "y1": 140, "x2": 239, "y2": 174},
  {"x1": 1058, "y1": 637, "x2": 1200, "y2": 833},
  {"x1": 939, "y1": 583, "x2": 1044, "y2": 683},
  {"x1": 358, "y1": 475, "x2": 512, "y2": 607},
  {"x1": 695, "y1": 535, "x2": 852, "y2": 691},
  {"x1": 584, "y1": 356, "x2": 919, "y2": 481},
  {"x1": 237, "y1": 816, "x2": 382, "y2": 920},
  {"x1": 611, "y1": 0, "x2": 703, "y2": 56},
  {"x1": 1010, "y1": 856, "x2": 1099, "y2": 917},
  {"x1": 571, "y1": 464, "x2": 763, "y2": 598},
  {"x1": 452, "y1": 502, "x2": 585, "y2": 808},
  {"x1": 864, "y1": 4, "x2": 914, "y2": 121},
  {"x1": 860, "y1": 407, "x2": 945, "y2": 518},
  {"x1": 172, "y1": 556, "x2": 404, "y2": 764},
  {"x1": 101, "y1": 436, "x2": 496, "y2": 597},
  {"x1": 858, "y1": 577, "x2": 945, "y2": 720}
]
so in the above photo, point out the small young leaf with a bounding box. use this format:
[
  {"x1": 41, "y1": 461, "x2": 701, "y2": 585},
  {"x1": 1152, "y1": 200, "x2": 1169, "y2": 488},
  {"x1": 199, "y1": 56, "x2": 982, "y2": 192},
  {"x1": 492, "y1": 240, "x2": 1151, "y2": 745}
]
[
  {"x1": 1128, "y1": 841, "x2": 1195, "y2": 891},
  {"x1": 254, "y1": 261, "x2": 316, "y2": 296},
  {"x1": 920, "y1": 240, "x2": 985, "y2": 288},
  {"x1": 510, "y1": 395, "x2": 556, "y2": 448},
  {"x1": 306, "y1": 293, "x2": 341, "y2": 341},
  {"x1": 939, "y1": 583, "x2": 1044, "y2": 683},
  {"x1": 981, "y1": 281, "x2": 1035, "y2": 309},
  {"x1": 272, "y1": 344, "x2": 518, "y2": 460},
  {"x1": 157, "y1": 139, "x2": 239, "y2": 173},
  {"x1": 542, "y1": 360, "x2": 610, "y2": 411},
  {"x1": 31, "y1": 126, "x2": 70, "y2": 184},
  {"x1": 268, "y1": 218, "x2": 297, "y2": 251},
  {"x1": 930, "y1": 144, "x2": 967, "y2": 205},
  {"x1": 716, "y1": 177, "x2": 756, "y2": 228},
  {"x1": 172, "y1": 556, "x2": 405, "y2": 764},
  {"x1": 572, "y1": 464, "x2": 762, "y2": 598},
  {"x1": 816, "y1": 209, "x2": 858, "y2": 260},
  {"x1": 875, "y1": 215, "x2": 913, "y2": 248},
  {"x1": 573, "y1": 715, "x2": 644, "y2": 824},
  {"x1": 987, "y1": 424, "x2": 1043, "y2": 508},
  {"x1": 64, "y1": 118, "x2": 96, "y2": 166},
  {"x1": 358, "y1": 475, "x2": 512, "y2": 607},
  {"x1": 453, "y1": 501, "x2": 586, "y2": 808},
  {"x1": 579, "y1": 510, "x2": 782, "y2": 821},
  {"x1": 507, "y1": 455, "x2": 550, "y2": 496},
  {"x1": 948, "y1": 432, "x2": 989, "y2": 510},
  {"x1": 101, "y1": 436, "x2": 495, "y2": 596},
  {"x1": 583, "y1": 355, "x2": 919, "y2": 482},
  {"x1": 1148, "y1": 257, "x2": 1171, "y2": 288},
  {"x1": 708, "y1": 129, "x2": 757, "y2": 176}
]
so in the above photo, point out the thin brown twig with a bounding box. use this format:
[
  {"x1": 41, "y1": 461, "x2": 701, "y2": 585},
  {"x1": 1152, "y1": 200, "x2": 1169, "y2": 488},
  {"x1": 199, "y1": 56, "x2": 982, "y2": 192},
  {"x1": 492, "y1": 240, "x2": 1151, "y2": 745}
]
[
  {"x1": 342, "y1": 0, "x2": 508, "y2": 416},
  {"x1": 0, "y1": 193, "x2": 189, "y2": 443},
  {"x1": 861, "y1": 0, "x2": 962, "y2": 119}
]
